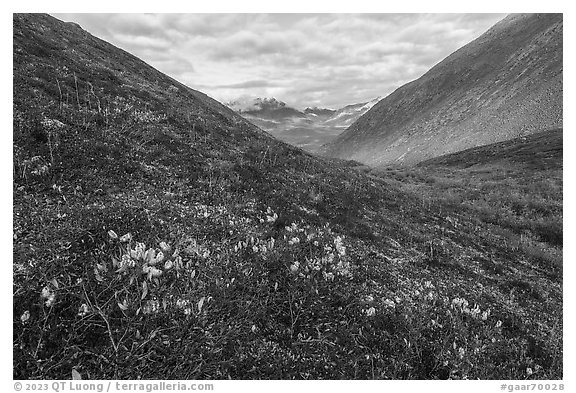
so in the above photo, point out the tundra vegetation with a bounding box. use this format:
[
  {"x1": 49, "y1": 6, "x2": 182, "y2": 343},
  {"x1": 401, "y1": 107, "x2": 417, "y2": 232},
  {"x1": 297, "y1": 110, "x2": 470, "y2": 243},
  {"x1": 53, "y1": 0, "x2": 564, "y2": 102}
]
[{"x1": 13, "y1": 14, "x2": 562, "y2": 379}]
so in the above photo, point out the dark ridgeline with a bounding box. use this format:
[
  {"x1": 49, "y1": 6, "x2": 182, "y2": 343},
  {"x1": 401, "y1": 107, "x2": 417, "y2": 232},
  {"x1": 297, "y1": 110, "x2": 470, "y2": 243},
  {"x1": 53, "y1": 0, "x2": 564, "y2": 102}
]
[
  {"x1": 13, "y1": 14, "x2": 562, "y2": 380},
  {"x1": 323, "y1": 14, "x2": 563, "y2": 166}
]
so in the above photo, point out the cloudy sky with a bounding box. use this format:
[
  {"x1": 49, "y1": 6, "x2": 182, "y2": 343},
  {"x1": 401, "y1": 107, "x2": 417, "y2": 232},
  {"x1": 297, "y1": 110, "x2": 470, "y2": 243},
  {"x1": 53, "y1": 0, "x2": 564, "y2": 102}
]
[{"x1": 52, "y1": 13, "x2": 505, "y2": 109}]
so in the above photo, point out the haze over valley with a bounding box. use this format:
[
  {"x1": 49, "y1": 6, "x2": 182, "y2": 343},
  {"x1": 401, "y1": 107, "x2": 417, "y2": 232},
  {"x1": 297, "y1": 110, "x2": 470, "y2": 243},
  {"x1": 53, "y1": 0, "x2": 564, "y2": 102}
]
[{"x1": 226, "y1": 96, "x2": 381, "y2": 152}]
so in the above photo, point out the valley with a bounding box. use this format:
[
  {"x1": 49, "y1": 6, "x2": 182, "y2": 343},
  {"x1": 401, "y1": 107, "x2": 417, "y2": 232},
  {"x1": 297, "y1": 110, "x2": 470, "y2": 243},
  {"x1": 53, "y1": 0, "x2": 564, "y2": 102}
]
[
  {"x1": 322, "y1": 14, "x2": 562, "y2": 167},
  {"x1": 226, "y1": 97, "x2": 380, "y2": 152},
  {"x1": 12, "y1": 13, "x2": 563, "y2": 381}
]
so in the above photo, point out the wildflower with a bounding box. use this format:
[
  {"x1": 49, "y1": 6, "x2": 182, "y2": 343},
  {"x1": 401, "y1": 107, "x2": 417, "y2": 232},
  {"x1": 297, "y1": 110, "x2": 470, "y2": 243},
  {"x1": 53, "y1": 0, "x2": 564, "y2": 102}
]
[
  {"x1": 78, "y1": 304, "x2": 90, "y2": 317},
  {"x1": 152, "y1": 251, "x2": 165, "y2": 265},
  {"x1": 147, "y1": 267, "x2": 163, "y2": 280},
  {"x1": 20, "y1": 310, "x2": 30, "y2": 323},
  {"x1": 481, "y1": 311, "x2": 489, "y2": 321},
  {"x1": 451, "y1": 297, "x2": 469, "y2": 310},
  {"x1": 120, "y1": 233, "x2": 132, "y2": 242},
  {"x1": 143, "y1": 248, "x2": 156, "y2": 264},
  {"x1": 365, "y1": 307, "x2": 376, "y2": 316},
  {"x1": 117, "y1": 254, "x2": 135, "y2": 272},
  {"x1": 383, "y1": 299, "x2": 396, "y2": 309},
  {"x1": 458, "y1": 347, "x2": 465, "y2": 359},
  {"x1": 322, "y1": 271, "x2": 334, "y2": 281},
  {"x1": 159, "y1": 241, "x2": 170, "y2": 253},
  {"x1": 288, "y1": 237, "x2": 300, "y2": 245},
  {"x1": 176, "y1": 299, "x2": 189, "y2": 308},
  {"x1": 366, "y1": 295, "x2": 374, "y2": 303},
  {"x1": 395, "y1": 296, "x2": 402, "y2": 303},
  {"x1": 313, "y1": 241, "x2": 319, "y2": 247},
  {"x1": 252, "y1": 245, "x2": 259, "y2": 253},
  {"x1": 334, "y1": 236, "x2": 346, "y2": 256},
  {"x1": 164, "y1": 260, "x2": 174, "y2": 270},
  {"x1": 495, "y1": 320, "x2": 503, "y2": 328},
  {"x1": 334, "y1": 259, "x2": 352, "y2": 277},
  {"x1": 266, "y1": 207, "x2": 278, "y2": 223},
  {"x1": 142, "y1": 299, "x2": 160, "y2": 314},
  {"x1": 526, "y1": 367, "x2": 533, "y2": 376},
  {"x1": 326, "y1": 253, "x2": 335, "y2": 264},
  {"x1": 289, "y1": 261, "x2": 300, "y2": 274},
  {"x1": 469, "y1": 304, "x2": 481, "y2": 318},
  {"x1": 176, "y1": 299, "x2": 192, "y2": 315},
  {"x1": 108, "y1": 230, "x2": 118, "y2": 240},
  {"x1": 41, "y1": 286, "x2": 56, "y2": 307},
  {"x1": 130, "y1": 242, "x2": 146, "y2": 260}
]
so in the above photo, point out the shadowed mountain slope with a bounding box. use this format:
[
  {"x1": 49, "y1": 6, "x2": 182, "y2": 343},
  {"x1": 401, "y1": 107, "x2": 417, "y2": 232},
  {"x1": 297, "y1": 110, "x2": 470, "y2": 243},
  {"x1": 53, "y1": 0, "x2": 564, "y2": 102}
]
[
  {"x1": 13, "y1": 14, "x2": 561, "y2": 380},
  {"x1": 419, "y1": 128, "x2": 562, "y2": 170},
  {"x1": 323, "y1": 13, "x2": 562, "y2": 166}
]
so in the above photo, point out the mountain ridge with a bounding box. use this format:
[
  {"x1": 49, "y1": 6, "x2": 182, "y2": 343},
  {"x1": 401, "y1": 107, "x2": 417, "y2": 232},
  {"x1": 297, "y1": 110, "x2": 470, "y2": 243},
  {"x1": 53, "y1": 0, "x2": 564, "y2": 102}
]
[
  {"x1": 322, "y1": 13, "x2": 563, "y2": 166},
  {"x1": 227, "y1": 96, "x2": 381, "y2": 152}
]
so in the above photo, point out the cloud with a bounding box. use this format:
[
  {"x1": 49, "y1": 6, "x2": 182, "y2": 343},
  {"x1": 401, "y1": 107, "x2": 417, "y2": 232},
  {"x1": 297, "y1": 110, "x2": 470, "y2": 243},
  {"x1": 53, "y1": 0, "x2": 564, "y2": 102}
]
[
  {"x1": 51, "y1": 13, "x2": 506, "y2": 109},
  {"x1": 215, "y1": 80, "x2": 278, "y2": 89}
]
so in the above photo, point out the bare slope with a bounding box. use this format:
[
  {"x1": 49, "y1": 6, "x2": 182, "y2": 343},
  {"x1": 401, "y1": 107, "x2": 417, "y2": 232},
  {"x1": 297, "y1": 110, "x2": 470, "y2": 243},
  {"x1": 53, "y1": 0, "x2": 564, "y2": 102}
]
[{"x1": 323, "y1": 14, "x2": 562, "y2": 166}]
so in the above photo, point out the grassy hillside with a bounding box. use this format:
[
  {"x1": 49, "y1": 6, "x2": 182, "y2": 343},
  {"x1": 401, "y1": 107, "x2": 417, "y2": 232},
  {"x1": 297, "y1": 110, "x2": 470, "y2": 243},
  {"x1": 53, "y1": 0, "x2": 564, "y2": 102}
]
[
  {"x1": 419, "y1": 128, "x2": 562, "y2": 171},
  {"x1": 376, "y1": 128, "x2": 562, "y2": 257},
  {"x1": 13, "y1": 14, "x2": 562, "y2": 380}
]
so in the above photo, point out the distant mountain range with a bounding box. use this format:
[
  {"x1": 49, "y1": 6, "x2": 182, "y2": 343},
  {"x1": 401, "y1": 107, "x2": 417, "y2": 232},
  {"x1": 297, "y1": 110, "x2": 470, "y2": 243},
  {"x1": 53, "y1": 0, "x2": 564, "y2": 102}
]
[
  {"x1": 226, "y1": 97, "x2": 381, "y2": 152},
  {"x1": 322, "y1": 13, "x2": 563, "y2": 166}
]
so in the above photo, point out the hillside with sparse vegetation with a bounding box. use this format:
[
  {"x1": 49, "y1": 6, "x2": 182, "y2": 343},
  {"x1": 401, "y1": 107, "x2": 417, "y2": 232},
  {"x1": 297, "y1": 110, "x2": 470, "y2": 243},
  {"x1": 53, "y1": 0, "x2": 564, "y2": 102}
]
[
  {"x1": 323, "y1": 13, "x2": 562, "y2": 166},
  {"x1": 13, "y1": 14, "x2": 562, "y2": 380}
]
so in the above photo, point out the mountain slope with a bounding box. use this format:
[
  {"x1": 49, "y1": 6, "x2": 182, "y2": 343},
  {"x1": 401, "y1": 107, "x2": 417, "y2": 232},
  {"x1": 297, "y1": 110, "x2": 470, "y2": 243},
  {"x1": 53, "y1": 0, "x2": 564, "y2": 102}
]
[
  {"x1": 323, "y1": 98, "x2": 381, "y2": 128},
  {"x1": 13, "y1": 14, "x2": 561, "y2": 380},
  {"x1": 418, "y1": 128, "x2": 562, "y2": 170},
  {"x1": 323, "y1": 13, "x2": 562, "y2": 166}
]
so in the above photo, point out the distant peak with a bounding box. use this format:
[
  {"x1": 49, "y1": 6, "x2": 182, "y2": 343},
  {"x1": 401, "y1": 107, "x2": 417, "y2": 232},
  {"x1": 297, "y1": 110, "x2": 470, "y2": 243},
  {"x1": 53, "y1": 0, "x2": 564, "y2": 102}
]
[
  {"x1": 226, "y1": 96, "x2": 288, "y2": 113},
  {"x1": 304, "y1": 106, "x2": 336, "y2": 116}
]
